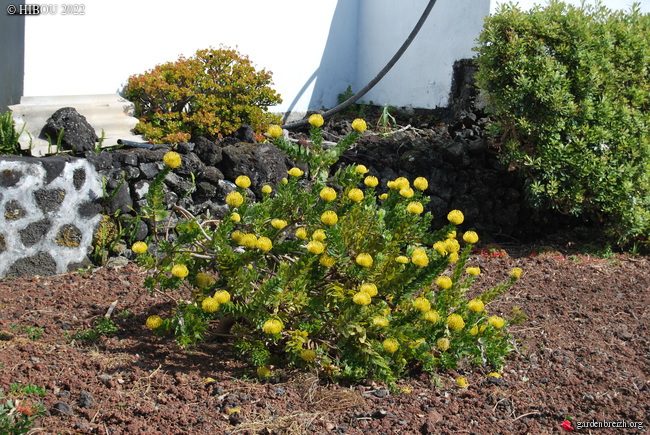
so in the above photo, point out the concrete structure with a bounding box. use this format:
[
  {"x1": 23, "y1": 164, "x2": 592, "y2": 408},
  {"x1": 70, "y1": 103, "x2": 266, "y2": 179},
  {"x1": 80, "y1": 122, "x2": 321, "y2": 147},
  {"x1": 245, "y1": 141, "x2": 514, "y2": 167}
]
[
  {"x1": 0, "y1": 0, "x2": 25, "y2": 112},
  {"x1": 2, "y1": 0, "x2": 647, "y2": 133}
]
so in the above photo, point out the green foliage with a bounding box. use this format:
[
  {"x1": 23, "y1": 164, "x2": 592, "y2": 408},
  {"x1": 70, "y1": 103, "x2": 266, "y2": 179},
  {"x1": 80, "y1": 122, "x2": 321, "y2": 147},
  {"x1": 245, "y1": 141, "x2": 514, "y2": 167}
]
[
  {"x1": 474, "y1": 1, "x2": 650, "y2": 245},
  {"x1": 136, "y1": 122, "x2": 521, "y2": 384},
  {"x1": 0, "y1": 386, "x2": 46, "y2": 435},
  {"x1": 124, "y1": 47, "x2": 283, "y2": 143},
  {"x1": 10, "y1": 325, "x2": 44, "y2": 340},
  {"x1": 73, "y1": 317, "x2": 118, "y2": 342},
  {"x1": 0, "y1": 111, "x2": 24, "y2": 155}
]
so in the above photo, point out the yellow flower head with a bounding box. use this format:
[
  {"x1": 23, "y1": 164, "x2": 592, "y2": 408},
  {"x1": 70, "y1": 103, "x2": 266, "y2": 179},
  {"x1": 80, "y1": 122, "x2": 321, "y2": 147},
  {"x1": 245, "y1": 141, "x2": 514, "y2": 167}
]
[
  {"x1": 456, "y1": 377, "x2": 469, "y2": 388},
  {"x1": 311, "y1": 229, "x2": 327, "y2": 241},
  {"x1": 355, "y1": 165, "x2": 369, "y2": 174},
  {"x1": 267, "y1": 125, "x2": 283, "y2": 139},
  {"x1": 163, "y1": 151, "x2": 182, "y2": 169},
  {"x1": 447, "y1": 209, "x2": 465, "y2": 225},
  {"x1": 321, "y1": 210, "x2": 339, "y2": 226},
  {"x1": 447, "y1": 230, "x2": 457, "y2": 239},
  {"x1": 300, "y1": 349, "x2": 317, "y2": 363},
  {"x1": 201, "y1": 297, "x2": 220, "y2": 313},
  {"x1": 413, "y1": 177, "x2": 428, "y2": 191},
  {"x1": 256, "y1": 237, "x2": 273, "y2": 251},
  {"x1": 436, "y1": 337, "x2": 450, "y2": 351},
  {"x1": 262, "y1": 319, "x2": 283, "y2": 334},
  {"x1": 355, "y1": 253, "x2": 373, "y2": 267},
  {"x1": 352, "y1": 291, "x2": 372, "y2": 306},
  {"x1": 444, "y1": 238, "x2": 461, "y2": 253},
  {"x1": 463, "y1": 231, "x2": 479, "y2": 244},
  {"x1": 467, "y1": 299, "x2": 485, "y2": 313},
  {"x1": 469, "y1": 325, "x2": 479, "y2": 335},
  {"x1": 230, "y1": 212, "x2": 241, "y2": 223},
  {"x1": 399, "y1": 187, "x2": 415, "y2": 198},
  {"x1": 413, "y1": 297, "x2": 431, "y2": 313},
  {"x1": 351, "y1": 118, "x2": 367, "y2": 132},
  {"x1": 510, "y1": 267, "x2": 523, "y2": 280},
  {"x1": 488, "y1": 315, "x2": 505, "y2": 329},
  {"x1": 287, "y1": 167, "x2": 304, "y2": 177},
  {"x1": 146, "y1": 315, "x2": 163, "y2": 330},
  {"x1": 257, "y1": 366, "x2": 271, "y2": 378},
  {"x1": 235, "y1": 175, "x2": 251, "y2": 188},
  {"x1": 411, "y1": 248, "x2": 429, "y2": 267},
  {"x1": 373, "y1": 316, "x2": 390, "y2": 327},
  {"x1": 281, "y1": 177, "x2": 288, "y2": 184},
  {"x1": 407, "y1": 201, "x2": 424, "y2": 214},
  {"x1": 307, "y1": 240, "x2": 325, "y2": 255},
  {"x1": 466, "y1": 266, "x2": 481, "y2": 276},
  {"x1": 131, "y1": 241, "x2": 148, "y2": 254},
  {"x1": 396, "y1": 255, "x2": 409, "y2": 264},
  {"x1": 447, "y1": 252, "x2": 459, "y2": 263},
  {"x1": 195, "y1": 273, "x2": 215, "y2": 289},
  {"x1": 364, "y1": 176, "x2": 379, "y2": 187},
  {"x1": 433, "y1": 241, "x2": 448, "y2": 256},
  {"x1": 271, "y1": 218, "x2": 288, "y2": 230},
  {"x1": 347, "y1": 188, "x2": 364, "y2": 202},
  {"x1": 231, "y1": 230, "x2": 244, "y2": 243},
  {"x1": 436, "y1": 275, "x2": 453, "y2": 289},
  {"x1": 319, "y1": 187, "x2": 337, "y2": 202},
  {"x1": 171, "y1": 264, "x2": 189, "y2": 278},
  {"x1": 394, "y1": 177, "x2": 410, "y2": 190},
  {"x1": 226, "y1": 191, "x2": 244, "y2": 207},
  {"x1": 261, "y1": 184, "x2": 272, "y2": 194},
  {"x1": 213, "y1": 290, "x2": 231, "y2": 304},
  {"x1": 379, "y1": 193, "x2": 389, "y2": 200},
  {"x1": 447, "y1": 313, "x2": 465, "y2": 331},
  {"x1": 309, "y1": 113, "x2": 325, "y2": 127},
  {"x1": 487, "y1": 372, "x2": 502, "y2": 378},
  {"x1": 360, "y1": 283, "x2": 378, "y2": 297},
  {"x1": 382, "y1": 338, "x2": 399, "y2": 353},
  {"x1": 319, "y1": 254, "x2": 336, "y2": 267},
  {"x1": 240, "y1": 233, "x2": 258, "y2": 248},
  {"x1": 423, "y1": 310, "x2": 441, "y2": 323},
  {"x1": 295, "y1": 227, "x2": 308, "y2": 240}
]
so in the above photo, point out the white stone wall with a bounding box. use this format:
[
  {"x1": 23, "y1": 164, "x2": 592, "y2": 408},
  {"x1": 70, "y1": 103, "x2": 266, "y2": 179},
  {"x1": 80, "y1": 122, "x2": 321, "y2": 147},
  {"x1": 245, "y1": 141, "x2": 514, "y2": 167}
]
[{"x1": 0, "y1": 157, "x2": 102, "y2": 278}]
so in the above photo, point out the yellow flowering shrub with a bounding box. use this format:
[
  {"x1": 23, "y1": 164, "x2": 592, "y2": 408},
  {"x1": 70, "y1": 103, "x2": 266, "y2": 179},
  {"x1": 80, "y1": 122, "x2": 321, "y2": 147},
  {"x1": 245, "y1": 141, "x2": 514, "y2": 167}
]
[{"x1": 136, "y1": 117, "x2": 522, "y2": 384}]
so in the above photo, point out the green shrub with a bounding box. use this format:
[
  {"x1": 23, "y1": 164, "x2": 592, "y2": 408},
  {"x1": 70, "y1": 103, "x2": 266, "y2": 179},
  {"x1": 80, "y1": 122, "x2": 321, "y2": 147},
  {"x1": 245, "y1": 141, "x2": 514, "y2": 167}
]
[
  {"x1": 124, "y1": 47, "x2": 282, "y2": 143},
  {"x1": 474, "y1": 1, "x2": 650, "y2": 245},
  {"x1": 135, "y1": 118, "x2": 523, "y2": 385},
  {"x1": 0, "y1": 111, "x2": 23, "y2": 155}
]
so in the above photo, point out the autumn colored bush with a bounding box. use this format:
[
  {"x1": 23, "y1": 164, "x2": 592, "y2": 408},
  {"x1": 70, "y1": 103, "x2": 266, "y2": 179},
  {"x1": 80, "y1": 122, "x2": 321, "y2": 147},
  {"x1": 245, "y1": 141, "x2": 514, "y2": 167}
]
[{"x1": 125, "y1": 47, "x2": 282, "y2": 143}]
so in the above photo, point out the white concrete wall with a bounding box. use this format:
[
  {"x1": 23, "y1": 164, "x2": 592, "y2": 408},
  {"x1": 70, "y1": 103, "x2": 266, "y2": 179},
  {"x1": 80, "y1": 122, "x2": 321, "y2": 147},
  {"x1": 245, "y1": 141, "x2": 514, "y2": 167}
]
[
  {"x1": 356, "y1": 0, "x2": 490, "y2": 109},
  {"x1": 22, "y1": 0, "x2": 344, "y2": 114},
  {"x1": 0, "y1": 0, "x2": 25, "y2": 111}
]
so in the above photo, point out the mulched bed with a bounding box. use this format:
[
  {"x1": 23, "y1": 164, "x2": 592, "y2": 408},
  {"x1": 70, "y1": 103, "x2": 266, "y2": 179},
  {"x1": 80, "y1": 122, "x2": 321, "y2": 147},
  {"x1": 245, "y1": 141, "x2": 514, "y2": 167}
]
[{"x1": 1, "y1": 241, "x2": 648, "y2": 434}]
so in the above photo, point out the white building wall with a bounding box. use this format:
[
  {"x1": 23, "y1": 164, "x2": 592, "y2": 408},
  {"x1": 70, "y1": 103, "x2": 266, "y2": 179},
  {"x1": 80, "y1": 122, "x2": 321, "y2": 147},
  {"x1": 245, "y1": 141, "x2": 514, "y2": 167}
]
[
  {"x1": 15, "y1": 0, "x2": 650, "y2": 115},
  {"x1": 356, "y1": 0, "x2": 490, "y2": 109}
]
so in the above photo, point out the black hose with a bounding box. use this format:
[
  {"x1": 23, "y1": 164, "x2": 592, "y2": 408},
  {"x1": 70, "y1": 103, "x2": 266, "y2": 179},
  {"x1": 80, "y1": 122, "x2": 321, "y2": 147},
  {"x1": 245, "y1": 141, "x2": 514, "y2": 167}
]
[{"x1": 282, "y1": 0, "x2": 438, "y2": 130}]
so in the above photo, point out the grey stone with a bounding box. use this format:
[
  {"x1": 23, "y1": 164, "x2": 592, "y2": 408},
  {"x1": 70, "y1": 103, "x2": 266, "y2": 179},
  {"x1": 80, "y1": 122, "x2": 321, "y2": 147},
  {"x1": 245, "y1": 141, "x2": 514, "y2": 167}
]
[
  {"x1": 164, "y1": 172, "x2": 194, "y2": 196},
  {"x1": 20, "y1": 219, "x2": 52, "y2": 247},
  {"x1": 174, "y1": 151, "x2": 205, "y2": 178},
  {"x1": 104, "y1": 183, "x2": 132, "y2": 215},
  {"x1": 52, "y1": 401, "x2": 74, "y2": 416},
  {"x1": 72, "y1": 168, "x2": 86, "y2": 190},
  {"x1": 6, "y1": 252, "x2": 58, "y2": 277},
  {"x1": 42, "y1": 107, "x2": 98, "y2": 154},
  {"x1": 34, "y1": 188, "x2": 66, "y2": 213},
  {"x1": 202, "y1": 166, "x2": 224, "y2": 183},
  {"x1": 78, "y1": 200, "x2": 102, "y2": 218},
  {"x1": 138, "y1": 162, "x2": 160, "y2": 179},
  {"x1": 132, "y1": 180, "x2": 151, "y2": 201},
  {"x1": 84, "y1": 150, "x2": 113, "y2": 170},
  {"x1": 78, "y1": 391, "x2": 95, "y2": 408},
  {"x1": 194, "y1": 136, "x2": 223, "y2": 166},
  {"x1": 4, "y1": 199, "x2": 27, "y2": 220},
  {"x1": 0, "y1": 233, "x2": 6, "y2": 254},
  {"x1": 221, "y1": 142, "x2": 289, "y2": 197},
  {"x1": 55, "y1": 224, "x2": 83, "y2": 248},
  {"x1": 0, "y1": 168, "x2": 22, "y2": 187}
]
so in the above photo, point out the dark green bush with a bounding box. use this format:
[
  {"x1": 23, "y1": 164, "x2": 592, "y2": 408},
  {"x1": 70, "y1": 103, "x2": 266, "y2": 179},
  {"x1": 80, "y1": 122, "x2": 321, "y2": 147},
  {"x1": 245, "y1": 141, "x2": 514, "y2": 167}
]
[
  {"x1": 125, "y1": 47, "x2": 282, "y2": 143},
  {"x1": 0, "y1": 111, "x2": 23, "y2": 155},
  {"x1": 474, "y1": 1, "x2": 650, "y2": 244}
]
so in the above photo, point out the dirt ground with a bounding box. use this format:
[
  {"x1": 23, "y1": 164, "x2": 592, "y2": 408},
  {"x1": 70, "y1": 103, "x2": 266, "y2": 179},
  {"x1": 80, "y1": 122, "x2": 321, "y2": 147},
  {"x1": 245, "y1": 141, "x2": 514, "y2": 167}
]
[{"x1": 1, "y1": 236, "x2": 648, "y2": 434}]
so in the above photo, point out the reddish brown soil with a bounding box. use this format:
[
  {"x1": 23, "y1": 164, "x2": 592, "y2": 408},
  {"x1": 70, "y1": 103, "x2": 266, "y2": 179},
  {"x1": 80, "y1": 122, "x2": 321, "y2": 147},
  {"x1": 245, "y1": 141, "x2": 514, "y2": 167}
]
[{"x1": 1, "y1": 243, "x2": 648, "y2": 434}]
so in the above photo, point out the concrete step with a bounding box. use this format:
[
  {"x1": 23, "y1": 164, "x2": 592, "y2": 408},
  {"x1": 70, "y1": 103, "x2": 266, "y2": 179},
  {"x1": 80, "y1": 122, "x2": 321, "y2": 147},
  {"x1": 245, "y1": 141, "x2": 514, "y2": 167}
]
[{"x1": 9, "y1": 94, "x2": 146, "y2": 156}]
